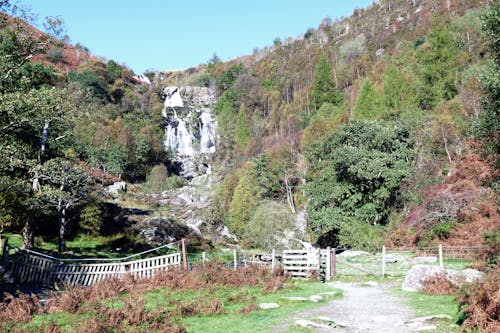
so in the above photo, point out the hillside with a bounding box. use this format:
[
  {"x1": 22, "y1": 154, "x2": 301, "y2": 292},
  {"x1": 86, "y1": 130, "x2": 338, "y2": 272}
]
[{"x1": 0, "y1": 0, "x2": 498, "y2": 258}]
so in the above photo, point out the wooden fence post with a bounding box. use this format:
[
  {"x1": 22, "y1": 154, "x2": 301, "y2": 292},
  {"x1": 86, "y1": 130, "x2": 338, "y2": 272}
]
[
  {"x1": 381, "y1": 245, "x2": 386, "y2": 277},
  {"x1": 326, "y1": 247, "x2": 331, "y2": 280},
  {"x1": 202, "y1": 252, "x2": 206, "y2": 267},
  {"x1": 233, "y1": 249, "x2": 237, "y2": 270},
  {"x1": 439, "y1": 244, "x2": 443, "y2": 269},
  {"x1": 271, "y1": 249, "x2": 276, "y2": 272},
  {"x1": 181, "y1": 238, "x2": 188, "y2": 271}
]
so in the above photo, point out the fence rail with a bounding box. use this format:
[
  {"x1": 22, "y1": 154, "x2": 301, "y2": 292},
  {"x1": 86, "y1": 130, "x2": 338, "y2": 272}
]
[{"x1": 12, "y1": 251, "x2": 181, "y2": 286}]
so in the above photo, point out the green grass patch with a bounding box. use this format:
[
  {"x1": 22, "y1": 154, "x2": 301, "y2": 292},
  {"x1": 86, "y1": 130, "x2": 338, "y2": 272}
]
[
  {"x1": 392, "y1": 286, "x2": 460, "y2": 332},
  {"x1": 182, "y1": 281, "x2": 342, "y2": 333}
]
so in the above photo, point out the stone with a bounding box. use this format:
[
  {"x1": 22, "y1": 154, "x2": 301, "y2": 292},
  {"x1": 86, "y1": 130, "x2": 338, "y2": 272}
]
[
  {"x1": 259, "y1": 303, "x2": 279, "y2": 309},
  {"x1": 446, "y1": 268, "x2": 484, "y2": 286},
  {"x1": 402, "y1": 265, "x2": 443, "y2": 292},
  {"x1": 411, "y1": 256, "x2": 437, "y2": 264},
  {"x1": 135, "y1": 217, "x2": 191, "y2": 244},
  {"x1": 106, "y1": 181, "x2": 126, "y2": 195},
  {"x1": 406, "y1": 315, "x2": 452, "y2": 331},
  {"x1": 295, "y1": 319, "x2": 330, "y2": 329},
  {"x1": 403, "y1": 265, "x2": 485, "y2": 292}
]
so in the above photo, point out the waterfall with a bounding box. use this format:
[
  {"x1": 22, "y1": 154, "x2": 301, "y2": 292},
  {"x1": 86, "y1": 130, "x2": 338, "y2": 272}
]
[{"x1": 162, "y1": 86, "x2": 216, "y2": 179}]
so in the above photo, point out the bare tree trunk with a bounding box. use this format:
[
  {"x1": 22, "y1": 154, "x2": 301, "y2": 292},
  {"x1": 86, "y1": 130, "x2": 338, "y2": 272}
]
[
  {"x1": 23, "y1": 120, "x2": 51, "y2": 249},
  {"x1": 58, "y1": 204, "x2": 66, "y2": 254},
  {"x1": 23, "y1": 215, "x2": 36, "y2": 249},
  {"x1": 284, "y1": 176, "x2": 296, "y2": 214},
  {"x1": 441, "y1": 125, "x2": 453, "y2": 164}
]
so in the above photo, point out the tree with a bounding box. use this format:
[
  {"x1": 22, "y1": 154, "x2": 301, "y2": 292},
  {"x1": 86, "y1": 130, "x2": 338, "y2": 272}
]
[
  {"x1": 304, "y1": 121, "x2": 414, "y2": 248},
  {"x1": 416, "y1": 25, "x2": 464, "y2": 109},
  {"x1": 228, "y1": 163, "x2": 261, "y2": 236},
  {"x1": 235, "y1": 104, "x2": 251, "y2": 150},
  {"x1": 36, "y1": 158, "x2": 91, "y2": 253},
  {"x1": 382, "y1": 65, "x2": 415, "y2": 114},
  {"x1": 106, "y1": 59, "x2": 122, "y2": 83},
  {"x1": 353, "y1": 78, "x2": 387, "y2": 120},
  {"x1": 472, "y1": 1, "x2": 500, "y2": 153},
  {"x1": 311, "y1": 55, "x2": 342, "y2": 110},
  {"x1": 244, "y1": 200, "x2": 296, "y2": 251}
]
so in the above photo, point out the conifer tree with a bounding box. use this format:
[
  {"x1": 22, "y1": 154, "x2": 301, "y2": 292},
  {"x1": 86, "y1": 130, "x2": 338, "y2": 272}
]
[
  {"x1": 353, "y1": 78, "x2": 386, "y2": 120},
  {"x1": 311, "y1": 55, "x2": 342, "y2": 110}
]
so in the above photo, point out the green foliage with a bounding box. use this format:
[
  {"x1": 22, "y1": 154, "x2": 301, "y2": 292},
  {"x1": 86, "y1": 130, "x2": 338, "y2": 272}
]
[
  {"x1": 142, "y1": 164, "x2": 186, "y2": 194},
  {"x1": 305, "y1": 121, "x2": 414, "y2": 248},
  {"x1": 215, "y1": 92, "x2": 237, "y2": 164},
  {"x1": 228, "y1": 163, "x2": 261, "y2": 236},
  {"x1": 105, "y1": 59, "x2": 122, "y2": 83},
  {"x1": 382, "y1": 65, "x2": 415, "y2": 115},
  {"x1": 235, "y1": 104, "x2": 251, "y2": 150},
  {"x1": 311, "y1": 55, "x2": 342, "y2": 110},
  {"x1": 301, "y1": 102, "x2": 345, "y2": 149},
  {"x1": 216, "y1": 63, "x2": 245, "y2": 92},
  {"x1": 415, "y1": 25, "x2": 463, "y2": 109},
  {"x1": 353, "y1": 78, "x2": 387, "y2": 120},
  {"x1": 337, "y1": 219, "x2": 385, "y2": 251},
  {"x1": 418, "y1": 221, "x2": 457, "y2": 247},
  {"x1": 243, "y1": 200, "x2": 296, "y2": 251},
  {"x1": 79, "y1": 203, "x2": 102, "y2": 235},
  {"x1": 67, "y1": 69, "x2": 109, "y2": 101},
  {"x1": 472, "y1": 1, "x2": 500, "y2": 153},
  {"x1": 252, "y1": 154, "x2": 282, "y2": 198}
]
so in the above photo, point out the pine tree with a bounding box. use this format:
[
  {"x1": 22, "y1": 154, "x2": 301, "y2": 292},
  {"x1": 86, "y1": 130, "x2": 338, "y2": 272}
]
[
  {"x1": 311, "y1": 55, "x2": 342, "y2": 110},
  {"x1": 353, "y1": 78, "x2": 386, "y2": 120}
]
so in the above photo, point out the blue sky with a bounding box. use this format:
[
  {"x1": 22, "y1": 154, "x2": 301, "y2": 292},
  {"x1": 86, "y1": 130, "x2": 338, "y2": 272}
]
[{"x1": 21, "y1": 0, "x2": 374, "y2": 74}]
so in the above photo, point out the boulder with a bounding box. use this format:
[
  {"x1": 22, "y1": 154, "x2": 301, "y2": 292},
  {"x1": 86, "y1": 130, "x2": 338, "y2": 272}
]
[
  {"x1": 402, "y1": 265, "x2": 443, "y2": 291},
  {"x1": 403, "y1": 265, "x2": 485, "y2": 292},
  {"x1": 135, "y1": 217, "x2": 191, "y2": 244},
  {"x1": 446, "y1": 269, "x2": 484, "y2": 285}
]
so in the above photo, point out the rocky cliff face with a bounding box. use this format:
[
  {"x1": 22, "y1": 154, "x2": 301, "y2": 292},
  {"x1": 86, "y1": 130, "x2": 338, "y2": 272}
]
[
  {"x1": 162, "y1": 86, "x2": 217, "y2": 180},
  {"x1": 156, "y1": 86, "x2": 229, "y2": 238}
]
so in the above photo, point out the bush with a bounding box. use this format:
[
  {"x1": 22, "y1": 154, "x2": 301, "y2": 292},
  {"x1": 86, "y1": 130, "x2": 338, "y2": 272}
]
[
  {"x1": 243, "y1": 200, "x2": 296, "y2": 251},
  {"x1": 458, "y1": 266, "x2": 500, "y2": 332}
]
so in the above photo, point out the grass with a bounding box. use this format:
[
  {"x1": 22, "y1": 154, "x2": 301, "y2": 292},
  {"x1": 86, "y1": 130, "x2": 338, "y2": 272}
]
[
  {"x1": 392, "y1": 286, "x2": 461, "y2": 332},
  {"x1": 182, "y1": 282, "x2": 342, "y2": 333},
  {"x1": 15, "y1": 281, "x2": 342, "y2": 333}
]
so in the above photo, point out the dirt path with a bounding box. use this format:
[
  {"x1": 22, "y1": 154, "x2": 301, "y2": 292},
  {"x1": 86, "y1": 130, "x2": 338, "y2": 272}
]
[{"x1": 278, "y1": 281, "x2": 417, "y2": 333}]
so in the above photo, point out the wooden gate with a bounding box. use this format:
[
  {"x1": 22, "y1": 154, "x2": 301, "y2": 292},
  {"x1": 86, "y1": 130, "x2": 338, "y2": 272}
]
[
  {"x1": 282, "y1": 249, "x2": 335, "y2": 278},
  {"x1": 12, "y1": 250, "x2": 181, "y2": 286}
]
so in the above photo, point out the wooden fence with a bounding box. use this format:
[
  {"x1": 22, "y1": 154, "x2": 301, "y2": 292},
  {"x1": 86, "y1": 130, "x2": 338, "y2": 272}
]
[
  {"x1": 12, "y1": 251, "x2": 181, "y2": 286},
  {"x1": 282, "y1": 249, "x2": 336, "y2": 279}
]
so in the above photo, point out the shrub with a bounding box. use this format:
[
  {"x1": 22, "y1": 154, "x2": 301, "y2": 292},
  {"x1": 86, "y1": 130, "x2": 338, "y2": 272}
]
[{"x1": 458, "y1": 267, "x2": 500, "y2": 333}]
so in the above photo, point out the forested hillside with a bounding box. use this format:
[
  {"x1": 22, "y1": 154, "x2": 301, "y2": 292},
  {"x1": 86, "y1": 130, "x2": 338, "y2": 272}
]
[
  {"x1": 185, "y1": 0, "x2": 498, "y2": 250},
  {"x1": 0, "y1": 0, "x2": 498, "y2": 255}
]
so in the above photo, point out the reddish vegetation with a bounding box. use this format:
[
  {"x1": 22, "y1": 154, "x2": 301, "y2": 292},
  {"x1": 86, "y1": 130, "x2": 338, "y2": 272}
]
[
  {"x1": 0, "y1": 264, "x2": 286, "y2": 332},
  {"x1": 458, "y1": 267, "x2": 500, "y2": 333},
  {"x1": 392, "y1": 144, "x2": 499, "y2": 247},
  {"x1": 421, "y1": 274, "x2": 459, "y2": 295}
]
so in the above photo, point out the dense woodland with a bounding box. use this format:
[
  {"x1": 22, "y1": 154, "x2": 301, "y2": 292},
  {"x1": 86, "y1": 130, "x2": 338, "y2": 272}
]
[{"x1": 0, "y1": 0, "x2": 498, "y2": 259}]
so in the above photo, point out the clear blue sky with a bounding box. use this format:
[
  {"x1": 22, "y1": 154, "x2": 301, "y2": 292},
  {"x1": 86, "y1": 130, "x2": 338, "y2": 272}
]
[{"x1": 21, "y1": 0, "x2": 374, "y2": 74}]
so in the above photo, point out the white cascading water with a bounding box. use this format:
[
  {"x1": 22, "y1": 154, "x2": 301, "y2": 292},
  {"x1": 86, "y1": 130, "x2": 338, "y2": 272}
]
[{"x1": 162, "y1": 86, "x2": 216, "y2": 179}]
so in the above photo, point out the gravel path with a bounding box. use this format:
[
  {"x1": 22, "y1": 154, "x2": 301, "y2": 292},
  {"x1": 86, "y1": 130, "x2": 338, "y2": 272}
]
[{"x1": 278, "y1": 281, "x2": 418, "y2": 333}]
